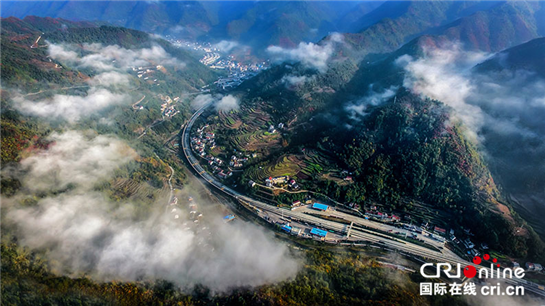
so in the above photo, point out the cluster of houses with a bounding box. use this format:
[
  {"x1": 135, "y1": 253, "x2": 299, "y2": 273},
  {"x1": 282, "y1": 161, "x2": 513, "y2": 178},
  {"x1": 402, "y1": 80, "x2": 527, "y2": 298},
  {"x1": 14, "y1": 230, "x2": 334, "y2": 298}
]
[
  {"x1": 159, "y1": 94, "x2": 180, "y2": 119},
  {"x1": 211, "y1": 60, "x2": 266, "y2": 90},
  {"x1": 133, "y1": 65, "x2": 163, "y2": 86},
  {"x1": 191, "y1": 126, "x2": 241, "y2": 180},
  {"x1": 525, "y1": 262, "x2": 544, "y2": 272},
  {"x1": 168, "y1": 196, "x2": 203, "y2": 223},
  {"x1": 347, "y1": 202, "x2": 360, "y2": 210},
  {"x1": 364, "y1": 206, "x2": 401, "y2": 223},
  {"x1": 206, "y1": 156, "x2": 223, "y2": 167},
  {"x1": 191, "y1": 124, "x2": 216, "y2": 157},
  {"x1": 215, "y1": 74, "x2": 247, "y2": 90},
  {"x1": 170, "y1": 38, "x2": 269, "y2": 90},
  {"x1": 448, "y1": 227, "x2": 485, "y2": 257},
  {"x1": 188, "y1": 197, "x2": 203, "y2": 223},
  {"x1": 210, "y1": 54, "x2": 267, "y2": 72},
  {"x1": 206, "y1": 155, "x2": 233, "y2": 179},
  {"x1": 169, "y1": 196, "x2": 181, "y2": 220},
  {"x1": 230, "y1": 154, "x2": 248, "y2": 168},
  {"x1": 362, "y1": 208, "x2": 488, "y2": 246},
  {"x1": 264, "y1": 175, "x2": 299, "y2": 190},
  {"x1": 215, "y1": 168, "x2": 233, "y2": 180},
  {"x1": 200, "y1": 52, "x2": 221, "y2": 65},
  {"x1": 510, "y1": 261, "x2": 544, "y2": 272}
]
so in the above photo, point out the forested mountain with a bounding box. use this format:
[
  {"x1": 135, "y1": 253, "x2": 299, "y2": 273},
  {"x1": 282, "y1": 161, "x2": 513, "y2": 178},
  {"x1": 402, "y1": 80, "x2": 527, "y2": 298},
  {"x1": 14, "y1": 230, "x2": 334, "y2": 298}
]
[
  {"x1": 0, "y1": 15, "x2": 472, "y2": 306},
  {"x1": 1, "y1": 16, "x2": 216, "y2": 169},
  {"x1": 0, "y1": 16, "x2": 216, "y2": 91},
  {"x1": 2, "y1": 243, "x2": 468, "y2": 306},
  {"x1": 343, "y1": 0, "x2": 503, "y2": 52},
  {"x1": 0, "y1": 1, "x2": 381, "y2": 49},
  {"x1": 475, "y1": 36, "x2": 545, "y2": 77},
  {"x1": 341, "y1": 0, "x2": 545, "y2": 54},
  {"x1": 7, "y1": 0, "x2": 537, "y2": 261},
  {"x1": 2, "y1": 2, "x2": 545, "y2": 305},
  {"x1": 234, "y1": 24, "x2": 545, "y2": 259},
  {"x1": 244, "y1": 1, "x2": 545, "y2": 111},
  {"x1": 470, "y1": 37, "x2": 545, "y2": 237},
  {"x1": 7, "y1": 0, "x2": 543, "y2": 54},
  {"x1": 346, "y1": 0, "x2": 501, "y2": 33}
]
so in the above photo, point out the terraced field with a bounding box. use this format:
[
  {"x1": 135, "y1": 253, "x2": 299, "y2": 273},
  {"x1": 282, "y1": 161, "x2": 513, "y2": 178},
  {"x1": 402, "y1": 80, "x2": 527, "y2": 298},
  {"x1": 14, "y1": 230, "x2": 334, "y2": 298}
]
[
  {"x1": 210, "y1": 106, "x2": 340, "y2": 186},
  {"x1": 247, "y1": 155, "x2": 305, "y2": 181},
  {"x1": 244, "y1": 149, "x2": 336, "y2": 183},
  {"x1": 110, "y1": 178, "x2": 169, "y2": 204},
  {"x1": 215, "y1": 106, "x2": 282, "y2": 152},
  {"x1": 240, "y1": 107, "x2": 271, "y2": 128},
  {"x1": 218, "y1": 110, "x2": 242, "y2": 129},
  {"x1": 403, "y1": 200, "x2": 454, "y2": 228},
  {"x1": 299, "y1": 149, "x2": 332, "y2": 179}
]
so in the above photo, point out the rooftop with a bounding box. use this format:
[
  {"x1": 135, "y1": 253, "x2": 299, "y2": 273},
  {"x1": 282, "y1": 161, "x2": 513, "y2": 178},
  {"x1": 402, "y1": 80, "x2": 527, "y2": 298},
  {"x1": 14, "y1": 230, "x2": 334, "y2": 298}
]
[
  {"x1": 312, "y1": 203, "x2": 329, "y2": 211},
  {"x1": 310, "y1": 228, "x2": 328, "y2": 237}
]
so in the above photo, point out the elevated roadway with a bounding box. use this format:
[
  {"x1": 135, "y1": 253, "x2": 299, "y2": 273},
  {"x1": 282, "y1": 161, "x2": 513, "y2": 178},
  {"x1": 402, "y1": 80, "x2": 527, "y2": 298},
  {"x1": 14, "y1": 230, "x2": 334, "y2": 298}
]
[{"x1": 180, "y1": 102, "x2": 545, "y2": 298}]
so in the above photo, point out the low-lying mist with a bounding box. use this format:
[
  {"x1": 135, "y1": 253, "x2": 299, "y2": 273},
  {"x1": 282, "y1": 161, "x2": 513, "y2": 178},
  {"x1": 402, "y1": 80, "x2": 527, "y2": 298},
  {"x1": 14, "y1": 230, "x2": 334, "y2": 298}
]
[
  {"x1": 397, "y1": 43, "x2": 545, "y2": 236},
  {"x1": 190, "y1": 94, "x2": 240, "y2": 112},
  {"x1": 267, "y1": 32, "x2": 344, "y2": 73},
  {"x1": 2, "y1": 130, "x2": 300, "y2": 292}
]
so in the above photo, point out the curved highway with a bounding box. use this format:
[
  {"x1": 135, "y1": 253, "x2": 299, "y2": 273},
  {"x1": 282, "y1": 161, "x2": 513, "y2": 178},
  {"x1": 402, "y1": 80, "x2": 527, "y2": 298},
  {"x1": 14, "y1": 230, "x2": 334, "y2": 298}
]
[{"x1": 181, "y1": 102, "x2": 545, "y2": 298}]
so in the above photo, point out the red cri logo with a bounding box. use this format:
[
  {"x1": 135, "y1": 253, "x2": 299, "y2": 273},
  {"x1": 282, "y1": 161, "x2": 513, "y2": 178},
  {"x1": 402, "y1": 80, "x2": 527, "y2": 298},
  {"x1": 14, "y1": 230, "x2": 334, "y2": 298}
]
[
  {"x1": 463, "y1": 265, "x2": 477, "y2": 278},
  {"x1": 421, "y1": 254, "x2": 524, "y2": 280},
  {"x1": 464, "y1": 254, "x2": 499, "y2": 278}
]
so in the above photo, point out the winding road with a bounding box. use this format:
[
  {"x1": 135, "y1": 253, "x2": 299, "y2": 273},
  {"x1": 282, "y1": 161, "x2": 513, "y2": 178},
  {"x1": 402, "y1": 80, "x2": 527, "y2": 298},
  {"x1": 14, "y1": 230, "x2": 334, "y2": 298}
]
[{"x1": 180, "y1": 102, "x2": 545, "y2": 298}]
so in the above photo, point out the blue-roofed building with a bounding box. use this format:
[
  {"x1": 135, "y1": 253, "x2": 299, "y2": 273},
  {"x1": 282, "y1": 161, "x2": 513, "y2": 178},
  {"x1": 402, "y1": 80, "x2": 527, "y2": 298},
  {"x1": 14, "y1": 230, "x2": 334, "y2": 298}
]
[
  {"x1": 281, "y1": 225, "x2": 292, "y2": 233},
  {"x1": 312, "y1": 203, "x2": 329, "y2": 211},
  {"x1": 310, "y1": 228, "x2": 328, "y2": 237},
  {"x1": 223, "y1": 215, "x2": 235, "y2": 222}
]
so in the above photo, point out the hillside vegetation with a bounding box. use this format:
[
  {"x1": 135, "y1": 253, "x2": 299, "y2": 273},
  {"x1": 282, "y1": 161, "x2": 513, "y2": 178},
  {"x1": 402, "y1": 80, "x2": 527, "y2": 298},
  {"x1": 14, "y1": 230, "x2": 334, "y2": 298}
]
[{"x1": 1, "y1": 242, "x2": 468, "y2": 306}]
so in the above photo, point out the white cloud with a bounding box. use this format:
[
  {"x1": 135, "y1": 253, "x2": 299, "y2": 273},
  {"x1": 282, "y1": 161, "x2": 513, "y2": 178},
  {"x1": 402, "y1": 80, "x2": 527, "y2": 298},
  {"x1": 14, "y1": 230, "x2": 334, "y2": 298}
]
[
  {"x1": 213, "y1": 40, "x2": 239, "y2": 53},
  {"x1": 18, "y1": 42, "x2": 185, "y2": 122},
  {"x1": 20, "y1": 131, "x2": 135, "y2": 191},
  {"x1": 397, "y1": 43, "x2": 545, "y2": 227},
  {"x1": 281, "y1": 74, "x2": 313, "y2": 86},
  {"x1": 138, "y1": 45, "x2": 185, "y2": 67},
  {"x1": 48, "y1": 43, "x2": 185, "y2": 71},
  {"x1": 267, "y1": 33, "x2": 343, "y2": 72},
  {"x1": 329, "y1": 32, "x2": 344, "y2": 43},
  {"x1": 36, "y1": 43, "x2": 189, "y2": 123},
  {"x1": 345, "y1": 85, "x2": 398, "y2": 121},
  {"x1": 88, "y1": 71, "x2": 130, "y2": 87},
  {"x1": 4, "y1": 130, "x2": 300, "y2": 292},
  {"x1": 190, "y1": 94, "x2": 216, "y2": 110},
  {"x1": 398, "y1": 44, "x2": 545, "y2": 143},
  {"x1": 191, "y1": 94, "x2": 240, "y2": 112},
  {"x1": 215, "y1": 95, "x2": 240, "y2": 112},
  {"x1": 396, "y1": 44, "x2": 489, "y2": 141},
  {"x1": 48, "y1": 43, "x2": 79, "y2": 62},
  {"x1": 13, "y1": 87, "x2": 129, "y2": 122}
]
